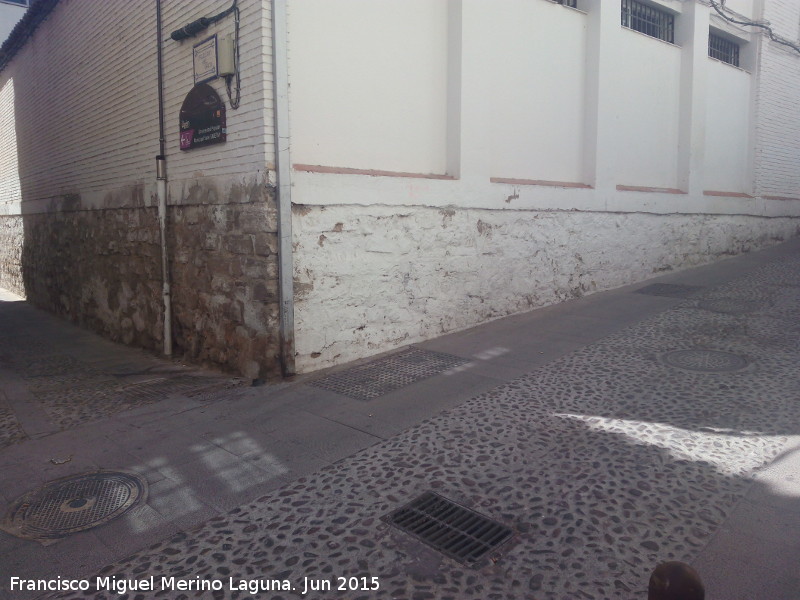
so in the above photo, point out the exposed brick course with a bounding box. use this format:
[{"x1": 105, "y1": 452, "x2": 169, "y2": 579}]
[{"x1": 754, "y1": 2, "x2": 800, "y2": 197}]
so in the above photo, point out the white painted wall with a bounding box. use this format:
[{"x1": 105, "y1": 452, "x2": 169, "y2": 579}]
[
  {"x1": 293, "y1": 205, "x2": 800, "y2": 371},
  {"x1": 705, "y1": 59, "x2": 751, "y2": 193},
  {"x1": 284, "y1": 0, "x2": 800, "y2": 208},
  {"x1": 288, "y1": 0, "x2": 800, "y2": 373},
  {"x1": 612, "y1": 28, "x2": 682, "y2": 189},
  {"x1": 466, "y1": 1, "x2": 587, "y2": 183},
  {"x1": 287, "y1": 0, "x2": 448, "y2": 175}
]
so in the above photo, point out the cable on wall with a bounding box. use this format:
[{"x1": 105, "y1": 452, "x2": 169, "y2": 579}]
[
  {"x1": 707, "y1": 0, "x2": 800, "y2": 56},
  {"x1": 169, "y1": 1, "x2": 236, "y2": 41},
  {"x1": 225, "y1": 2, "x2": 240, "y2": 109},
  {"x1": 170, "y1": 0, "x2": 241, "y2": 109}
]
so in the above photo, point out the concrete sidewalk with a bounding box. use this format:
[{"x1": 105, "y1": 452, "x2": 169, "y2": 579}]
[{"x1": 0, "y1": 239, "x2": 799, "y2": 599}]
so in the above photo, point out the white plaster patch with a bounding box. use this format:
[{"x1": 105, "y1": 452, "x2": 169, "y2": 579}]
[{"x1": 292, "y1": 204, "x2": 800, "y2": 372}]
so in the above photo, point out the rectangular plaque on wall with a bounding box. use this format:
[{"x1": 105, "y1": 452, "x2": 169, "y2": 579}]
[{"x1": 193, "y1": 35, "x2": 218, "y2": 85}]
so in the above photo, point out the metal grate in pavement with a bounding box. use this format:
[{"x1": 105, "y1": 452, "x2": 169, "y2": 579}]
[
  {"x1": 662, "y1": 349, "x2": 749, "y2": 373},
  {"x1": 118, "y1": 375, "x2": 232, "y2": 402},
  {"x1": 384, "y1": 491, "x2": 513, "y2": 566},
  {"x1": 635, "y1": 283, "x2": 704, "y2": 298},
  {"x1": 1, "y1": 471, "x2": 146, "y2": 545},
  {"x1": 307, "y1": 348, "x2": 470, "y2": 401}
]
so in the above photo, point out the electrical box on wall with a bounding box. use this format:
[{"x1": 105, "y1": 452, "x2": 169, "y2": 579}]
[{"x1": 218, "y1": 35, "x2": 235, "y2": 76}]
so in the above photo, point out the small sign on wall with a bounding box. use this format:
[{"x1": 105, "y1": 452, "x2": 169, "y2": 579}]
[
  {"x1": 179, "y1": 83, "x2": 226, "y2": 151},
  {"x1": 193, "y1": 35, "x2": 218, "y2": 85}
]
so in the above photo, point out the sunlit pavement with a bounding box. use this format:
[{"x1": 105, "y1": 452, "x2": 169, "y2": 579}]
[{"x1": 1, "y1": 238, "x2": 799, "y2": 599}]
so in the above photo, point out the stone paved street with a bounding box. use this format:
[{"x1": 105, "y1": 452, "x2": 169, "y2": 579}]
[{"x1": 1, "y1": 240, "x2": 799, "y2": 599}]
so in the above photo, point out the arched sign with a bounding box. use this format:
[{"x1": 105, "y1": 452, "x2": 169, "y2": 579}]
[{"x1": 179, "y1": 83, "x2": 226, "y2": 150}]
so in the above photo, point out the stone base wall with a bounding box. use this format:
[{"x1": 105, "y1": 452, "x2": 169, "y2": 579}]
[
  {"x1": 293, "y1": 204, "x2": 800, "y2": 372},
  {"x1": 170, "y1": 201, "x2": 280, "y2": 380},
  {"x1": 12, "y1": 207, "x2": 164, "y2": 348},
  {"x1": 0, "y1": 196, "x2": 280, "y2": 379},
  {"x1": 0, "y1": 215, "x2": 23, "y2": 296}
]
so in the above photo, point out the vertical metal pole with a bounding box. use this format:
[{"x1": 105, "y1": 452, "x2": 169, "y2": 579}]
[
  {"x1": 156, "y1": 158, "x2": 172, "y2": 356},
  {"x1": 272, "y1": 0, "x2": 295, "y2": 376},
  {"x1": 156, "y1": 0, "x2": 172, "y2": 356}
]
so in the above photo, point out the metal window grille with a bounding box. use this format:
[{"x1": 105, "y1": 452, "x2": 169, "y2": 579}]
[
  {"x1": 558, "y1": 0, "x2": 577, "y2": 7},
  {"x1": 709, "y1": 32, "x2": 740, "y2": 67},
  {"x1": 621, "y1": 0, "x2": 675, "y2": 44}
]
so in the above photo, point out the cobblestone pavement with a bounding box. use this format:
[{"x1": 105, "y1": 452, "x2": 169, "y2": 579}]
[
  {"x1": 0, "y1": 293, "x2": 243, "y2": 441},
  {"x1": 0, "y1": 400, "x2": 25, "y2": 448},
  {"x1": 21, "y1": 250, "x2": 800, "y2": 600}
]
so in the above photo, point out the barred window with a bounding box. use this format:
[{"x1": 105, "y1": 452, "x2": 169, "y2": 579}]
[
  {"x1": 557, "y1": 0, "x2": 577, "y2": 7},
  {"x1": 709, "y1": 32, "x2": 740, "y2": 67},
  {"x1": 621, "y1": 0, "x2": 675, "y2": 44}
]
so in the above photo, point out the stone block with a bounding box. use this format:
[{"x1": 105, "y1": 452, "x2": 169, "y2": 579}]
[
  {"x1": 254, "y1": 232, "x2": 278, "y2": 256},
  {"x1": 223, "y1": 300, "x2": 244, "y2": 324},
  {"x1": 202, "y1": 233, "x2": 220, "y2": 251},
  {"x1": 242, "y1": 257, "x2": 270, "y2": 279},
  {"x1": 206, "y1": 257, "x2": 235, "y2": 277},
  {"x1": 224, "y1": 234, "x2": 254, "y2": 255},
  {"x1": 252, "y1": 280, "x2": 279, "y2": 303}
]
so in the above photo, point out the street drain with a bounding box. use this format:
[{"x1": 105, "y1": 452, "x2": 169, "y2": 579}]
[
  {"x1": 635, "y1": 283, "x2": 704, "y2": 298},
  {"x1": 119, "y1": 375, "x2": 232, "y2": 401},
  {"x1": 308, "y1": 348, "x2": 470, "y2": 401},
  {"x1": 384, "y1": 491, "x2": 513, "y2": 566},
  {"x1": 662, "y1": 349, "x2": 749, "y2": 373},
  {"x1": 1, "y1": 471, "x2": 146, "y2": 545},
  {"x1": 698, "y1": 298, "x2": 761, "y2": 315}
]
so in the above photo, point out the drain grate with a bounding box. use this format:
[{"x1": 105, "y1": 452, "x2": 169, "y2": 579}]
[
  {"x1": 119, "y1": 375, "x2": 231, "y2": 401},
  {"x1": 1, "y1": 471, "x2": 146, "y2": 545},
  {"x1": 662, "y1": 349, "x2": 749, "y2": 373},
  {"x1": 698, "y1": 298, "x2": 761, "y2": 315},
  {"x1": 308, "y1": 348, "x2": 470, "y2": 401},
  {"x1": 635, "y1": 283, "x2": 704, "y2": 298},
  {"x1": 384, "y1": 491, "x2": 513, "y2": 566}
]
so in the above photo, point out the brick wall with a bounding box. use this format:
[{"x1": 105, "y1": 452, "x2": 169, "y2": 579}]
[
  {"x1": 0, "y1": 0, "x2": 280, "y2": 379},
  {"x1": 162, "y1": 0, "x2": 275, "y2": 181},
  {"x1": 754, "y1": 0, "x2": 800, "y2": 197}
]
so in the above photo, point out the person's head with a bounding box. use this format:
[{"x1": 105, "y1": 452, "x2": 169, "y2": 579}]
[{"x1": 648, "y1": 561, "x2": 705, "y2": 600}]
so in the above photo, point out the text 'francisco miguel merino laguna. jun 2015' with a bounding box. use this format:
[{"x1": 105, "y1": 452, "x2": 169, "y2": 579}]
[{"x1": 9, "y1": 575, "x2": 383, "y2": 595}]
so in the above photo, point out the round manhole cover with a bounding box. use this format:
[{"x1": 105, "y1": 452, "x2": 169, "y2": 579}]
[
  {"x1": 698, "y1": 298, "x2": 761, "y2": 315},
  {"x1": 662, "y1": 349, "x2": 749, "y2": 373},
  {"x1": 1, "y1": 471, "x2": 146, "y2": 545}
]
